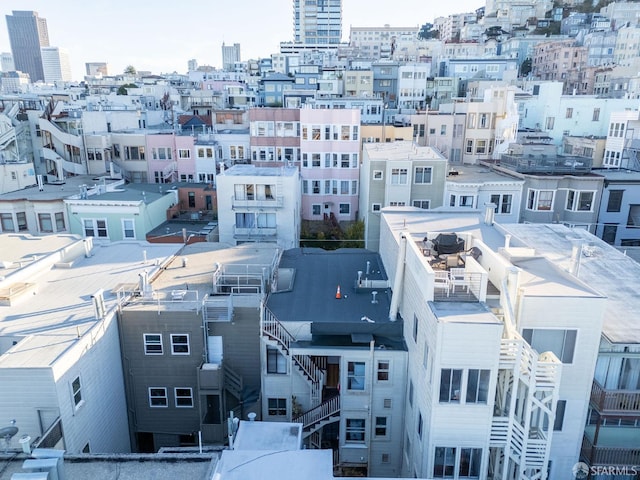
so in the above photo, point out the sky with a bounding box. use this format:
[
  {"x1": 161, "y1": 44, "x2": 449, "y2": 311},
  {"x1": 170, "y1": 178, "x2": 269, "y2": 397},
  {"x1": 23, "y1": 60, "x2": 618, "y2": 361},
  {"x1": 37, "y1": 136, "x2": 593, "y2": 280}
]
[{"x1": 0, "y1": 0, "x2": 483, "y2": 80}]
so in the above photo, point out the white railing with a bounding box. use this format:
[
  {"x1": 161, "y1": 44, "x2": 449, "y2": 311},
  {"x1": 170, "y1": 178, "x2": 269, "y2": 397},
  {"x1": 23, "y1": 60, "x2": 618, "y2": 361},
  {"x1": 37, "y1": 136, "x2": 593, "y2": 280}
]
[
  {"x1": 490, "y1": 417, "x2": 509, "y2": 445},
  {"x1": 203, "y1": 295, "x2": 233, "y2": 322},
  {"x1": 293, "y1": 395, "x2": 340, "y2": 432}
]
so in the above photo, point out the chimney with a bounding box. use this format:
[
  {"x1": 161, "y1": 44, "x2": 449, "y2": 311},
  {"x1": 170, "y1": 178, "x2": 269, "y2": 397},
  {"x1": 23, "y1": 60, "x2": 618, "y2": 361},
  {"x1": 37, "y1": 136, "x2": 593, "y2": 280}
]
[{"x1": 484, "y1": 203, "x2": 496, "y2": 226}]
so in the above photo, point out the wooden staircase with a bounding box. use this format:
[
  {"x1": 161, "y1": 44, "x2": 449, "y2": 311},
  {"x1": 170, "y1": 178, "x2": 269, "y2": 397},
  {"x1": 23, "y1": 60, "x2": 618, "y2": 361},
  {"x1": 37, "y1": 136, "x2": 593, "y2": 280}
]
[{"x1": 293, "y1": 395, "x2": 340, "y2": 438}]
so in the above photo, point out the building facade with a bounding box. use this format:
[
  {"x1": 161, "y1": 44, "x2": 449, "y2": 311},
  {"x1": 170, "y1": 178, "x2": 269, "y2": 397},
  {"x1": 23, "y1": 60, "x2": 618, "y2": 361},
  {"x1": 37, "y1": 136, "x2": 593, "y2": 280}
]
[{"x1": 5, "y1": 10, "x2": 49, "y2": 82}]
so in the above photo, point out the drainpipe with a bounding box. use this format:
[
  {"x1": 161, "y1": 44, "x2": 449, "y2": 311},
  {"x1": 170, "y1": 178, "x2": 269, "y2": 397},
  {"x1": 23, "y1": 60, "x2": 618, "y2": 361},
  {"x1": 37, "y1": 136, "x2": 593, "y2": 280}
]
[
  {"x1": 388, "y1": 232, "x2": 407, "y2": 322},
  {"x1": 367, "y1": 339, "x2": 375, "y2": 476}
]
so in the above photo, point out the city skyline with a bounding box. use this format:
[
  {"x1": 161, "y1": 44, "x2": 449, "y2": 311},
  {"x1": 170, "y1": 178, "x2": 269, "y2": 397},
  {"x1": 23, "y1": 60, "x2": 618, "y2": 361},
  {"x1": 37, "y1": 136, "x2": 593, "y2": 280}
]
[{"x1": 0, "y1": 0, "x2": 482, "y2": 81}]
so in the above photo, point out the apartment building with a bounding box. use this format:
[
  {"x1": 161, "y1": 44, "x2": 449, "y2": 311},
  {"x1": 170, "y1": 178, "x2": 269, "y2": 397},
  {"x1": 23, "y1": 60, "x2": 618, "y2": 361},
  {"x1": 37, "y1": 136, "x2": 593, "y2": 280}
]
[
  {"x1": 261, "y1": 248, "x2": 407, "y2": 476},
  {"x1": 0, "y1": 234, "x2": 181, "y2": 454},
  {"x1": 349, "y1": 26, "x2": 419, "y2": 60},
  {"x1": 118, "y1": 242, "x2": 280, "y2": 452},
  {"x1": 359, "y1": 141, "x2": 448, "y2": 251},
  {"x1": 249, "y1": 108, "x2": 301, "y2": 168},
  {"x1": 378, "y1": 209, "x2": 605, "y2": 479},
  {"x1": 216, "y1": 164, "x2": 301, "y2": 248},
  {"x1": 293, "y1": 0, "x2": 342, "y2": 45},
  {"x1": 531, "y1": 40, "x2": 590, "y2": 95},
  {"x1": 300, "y1": 107, "x2": 361, "y2": 222},
  {"x1": 594, "y1": 169, "x2": 640, "y2": 246}
]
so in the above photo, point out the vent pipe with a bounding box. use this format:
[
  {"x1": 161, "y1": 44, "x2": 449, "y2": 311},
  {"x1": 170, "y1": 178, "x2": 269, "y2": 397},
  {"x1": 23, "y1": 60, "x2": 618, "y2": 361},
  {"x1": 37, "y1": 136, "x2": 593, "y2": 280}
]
[
  {"x1": 570, "y1": 242, "x2": 582, "y2": 277},
  {"x1": 366, "y1": 261, "x2": 371, "y2": 275},
  {"x1": 504, "y1": 234, "x2": 511, "y2": 249}
]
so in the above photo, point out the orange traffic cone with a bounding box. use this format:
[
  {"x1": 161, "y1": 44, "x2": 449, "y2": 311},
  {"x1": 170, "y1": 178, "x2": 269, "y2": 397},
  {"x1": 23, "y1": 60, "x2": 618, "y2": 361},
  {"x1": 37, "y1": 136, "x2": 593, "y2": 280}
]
[{"x1": 335, "y1": 285, "x2": 342, "y2": 299}]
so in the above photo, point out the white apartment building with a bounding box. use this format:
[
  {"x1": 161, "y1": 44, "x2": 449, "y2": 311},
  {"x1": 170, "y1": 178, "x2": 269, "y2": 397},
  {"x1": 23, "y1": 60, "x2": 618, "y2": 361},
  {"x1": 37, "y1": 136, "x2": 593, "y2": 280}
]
[
  {"x1": 0, "y1": 234, "x2": 181, "y2": 454},
  {"x1": 378, "y1": 209, "x2": 605, "y2": 479},
  {"x1": 397, "y1": 64, "x2": 431, "y2": 110},
  {"x1": 613, "y1": 25, "x2": 640, "y2": 67},
  {"x1": 601, "y1": 108, "x2": 640, "y2": 170},
  {"x1": 216, "y1": 164, "x2": 301, "y2": 249},
  {"x1": 443, "y1": 164, "x2": 524, "y2": 223},
  {"x1": 293, "y1": 0, "x2": 342, "y2": 45},
  {"x1": 349, "y1": 25, "x2": 419, "y2": 60}
]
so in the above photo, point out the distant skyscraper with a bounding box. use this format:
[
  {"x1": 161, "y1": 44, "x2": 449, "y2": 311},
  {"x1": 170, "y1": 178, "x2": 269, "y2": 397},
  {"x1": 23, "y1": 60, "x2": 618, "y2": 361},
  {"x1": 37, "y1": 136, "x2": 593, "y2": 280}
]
[
  {"x1": 0, "y1": 53, "x2": 14, "y2": 73},
  {"x1": 293, "y1": 0, "x2": 342, "y2": 44},
  {"x1": 187, "y1": 59, "x2": 198, "y2": 72},
  {"x1": 41, "y1": 47, "x2": 72, "y2": 83},
  {"x1": 85, "y1": 62, "x2": 108, "y2": 76},
  {"x1": 221, "y1": 43, "x2": 241, "y2": 71},
  {"x1": 5, "y1": 10, "x2": 49, "y2": 82}
]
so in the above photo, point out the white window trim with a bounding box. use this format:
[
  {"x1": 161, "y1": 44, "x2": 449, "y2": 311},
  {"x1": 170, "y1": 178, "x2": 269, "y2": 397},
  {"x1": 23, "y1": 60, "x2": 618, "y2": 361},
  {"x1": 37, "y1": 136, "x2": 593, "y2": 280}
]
[
  {"x1": 170, "y1": 334, "x2": 190, "y2": 355},
  {"x1": 148, "y1": 387, "x2": 168, "y2": 408},
  {"x1": 373, "y1": 170, "x2": 383, "y2": 180},
  {"x1": 372, "y1": 203, "x2": 382, "y2": 213},
  {"x1": 414, "y1": 166, "x2": 433, "y2": 185},
  {"x1": 71, "y1": 375, "x2": 85, "y2": 411},
  {"x1": 174, "y1": 387, "x2": 194, "y2": 408},
  {"x1": 526, "y1": 189, "x2": 555, "y2": 212},
  {"x1": 565, "y1": 189, "x2": 595, "y2": 212},
  {"x1": 82, "y1": 218, "x2": 109, "y2": 239},
  {"x1": 122, "y1": 218, "x2": 136, "y2": 239},
  {"x1": 144, "y1": 333, "x2": 163, "y2": 355}
]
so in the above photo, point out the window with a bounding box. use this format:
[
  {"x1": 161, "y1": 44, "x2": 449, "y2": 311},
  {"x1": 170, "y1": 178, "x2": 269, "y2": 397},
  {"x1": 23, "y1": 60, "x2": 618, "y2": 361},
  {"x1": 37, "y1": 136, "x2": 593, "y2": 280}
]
[
  {"x1": 602, "y1": 224, "x2": 618, "y2": 244},
  {"x1": 55, "y1": 213, "x2": 65, "y2": 231},
  {"x1": 460, "y1": 195, "x2": 474, "y2": 208},
  {"x1": 267, "y1": 347, "x2": 287, "y2": 374},
  {"x1": 413, "y1": 314, "x2": 418, "y2": 342},
  {"x1": 339, "y1": 203, "x2": 350, "y2": 215},
  {"x1": 417, "y1": 412, "x2": 423, "y2": 439},
  {"x1": 545, "y1": 117, "x2": 555, "y2": 130},
  {"x1": 466, "y1": 139, "x2": 473, "y2": 154},
  {"x1": 38, "y1": 213, "x2": 53, "y2": 233},
  {"x1": 381, "y1": 453, "x2": 390, "y2": 463},
  {"x1": 149, "y1": 387, "x2": 168, "y2": 407},
  {"x1": 83, "y1": 219, "x2": 108, "y2": 238},
  {"x1": 391, "y1": 168, "x2": 408, "y2": 185},
  {"x1": 312, "y1": 204, "x2": 321, "y2": 216},
  {"x1": 554, "y1": 400, "x2": 566, "y2": 431},
  {"x1": 414, "y1": 166, "x2": 432, "y2": 184},
  {"x1": 423, "y1": 343, "x2": 429, "y2": 370},
  {"x1": 628, "y1": 205, "x2": 640, "y2": 227},
  {"x1": 439, "y1": 369, "x2": 462, "y2": 403},
  {"x1": 565, "y1": 108, "x2": 573, "y2": 119},
  {"x1": 125, "y1": 146, "x2": 145, "y2": 160},
  {"x1": 178, "y1": 149, "x2": 190, "y2": 159},
  {"x1": 466, "y1": 369, "x2": 490, "y2": 404},
  {"x1": 413, "y1": 200, "x2": 430, "y2": 209},
  {"x1": 72, "y1": 376, "x2": 83, "y2": 407},
  {"x1": 490, "y1": 194, "x2": 512, "y2": 214},
  {"x1": 0, "y1": 213, "x2": 14, "y2": 232},
  {"x1": 434, "y1": 447, "x2": 456, "y2": 478},
  {"x1": 268, "y1": 398, "x2": 287, "y2": 416},
  {"x1": 144, "y1": 334, "x2": 163, "y2": 355},
  {"x1": 375, "y1": 417, "x2": 388, "y2": 437},
  {"x1": 16, "y1": 212, "x2": 27, "y2": 231},
  {"x1": 607, "y1": 190, "x2": 623, "y2": 212},
  {"x1": 348, "y1": 361, "x2": 365, "y2": 390},
  {"x1": 170, "y1": 334, "x2": 190, "y2": 355},
  {"x1": 377, "y1": 360, "x2": 390, "y2": 381},
  {"x1": 188, "y1": 192, "x2": 196, "y2": 208},
  {"x1": 175, "y1": 388, "x2": 194, "y2": 408},
  {"x1": 373, "y1": 170, "x2": 383, "y2": 180},
  {"x1": 122, "y1": 219, "x2": 135, "y2": 239},
  {"x1": 566, "y1": 190, "x2": 594, "y2": 212},
  {"x1": 459, "y1": 448, "x2": 482, "y2": 478},
  {"x1": 372, "y1": 203, "x2": 381, "y2": 212},
  {"x1": 527, "y1": 189, "x2": 554, "y2": 211},
  {"x1": 346, "y1": 419, "x2": 365, "y2": 442},
  {"x1": 475, "y1": 140, "x2": 487, "y2": 155},
  {"x1": 592, "y1": 108, "x2": 600, "y2": 121},
  {"x1": 522, "y1": 329, "x2": 576, "y2": 363}
]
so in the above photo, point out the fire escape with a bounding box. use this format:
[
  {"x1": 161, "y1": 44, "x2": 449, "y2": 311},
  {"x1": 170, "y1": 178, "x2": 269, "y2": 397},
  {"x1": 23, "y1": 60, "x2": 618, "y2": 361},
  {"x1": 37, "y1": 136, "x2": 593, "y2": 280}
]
[{"x1": 261, "y1": 307, "x2": 340, "y2": 449}]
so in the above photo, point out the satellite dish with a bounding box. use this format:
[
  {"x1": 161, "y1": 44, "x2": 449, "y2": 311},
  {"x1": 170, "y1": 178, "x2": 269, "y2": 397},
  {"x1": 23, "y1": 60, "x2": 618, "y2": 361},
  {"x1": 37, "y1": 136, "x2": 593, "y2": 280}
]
[{"x1": 1, "y1": 422, "x2": 18, "y2": 453}]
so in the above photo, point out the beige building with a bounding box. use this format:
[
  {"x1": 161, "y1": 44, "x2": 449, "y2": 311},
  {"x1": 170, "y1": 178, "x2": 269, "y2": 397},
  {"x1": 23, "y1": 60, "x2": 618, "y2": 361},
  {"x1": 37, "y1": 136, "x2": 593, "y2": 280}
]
[{"x1": 532, "y1": 40, "x2": 590, "y2": 95}]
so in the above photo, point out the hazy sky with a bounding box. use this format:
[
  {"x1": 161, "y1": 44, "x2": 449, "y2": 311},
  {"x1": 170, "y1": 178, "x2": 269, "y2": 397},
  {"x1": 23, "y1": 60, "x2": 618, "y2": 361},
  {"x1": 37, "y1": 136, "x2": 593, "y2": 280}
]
[{"x1": 0, "y1": 0, "x2": 482, "y2": 80}]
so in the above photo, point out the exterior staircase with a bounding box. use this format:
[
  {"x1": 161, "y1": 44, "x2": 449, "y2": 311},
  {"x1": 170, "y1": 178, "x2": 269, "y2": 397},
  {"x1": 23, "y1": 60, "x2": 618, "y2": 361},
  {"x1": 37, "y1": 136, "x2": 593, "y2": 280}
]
[{"x1": 293, "y1": 395, "x2": 340, "y2": 438}]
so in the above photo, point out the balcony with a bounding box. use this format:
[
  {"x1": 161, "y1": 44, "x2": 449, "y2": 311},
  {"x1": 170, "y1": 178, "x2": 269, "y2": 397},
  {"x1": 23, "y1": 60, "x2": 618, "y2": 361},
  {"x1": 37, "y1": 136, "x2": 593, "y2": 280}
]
[
  {"x1": 491, "y1": 153, "x2": 592, "y2": 175},
  {"x1": 233, "y1": 225, "x2": 277, "y2": 241},
  {"x1": 591, "y1": 379, "x2": 640, "y2": 414},
  {"x1": 231, "y1": 195, "x2": 284, "y2": 209},
  {"x1": 582, "y1": 434, "x2": 640, "y2": 467}
]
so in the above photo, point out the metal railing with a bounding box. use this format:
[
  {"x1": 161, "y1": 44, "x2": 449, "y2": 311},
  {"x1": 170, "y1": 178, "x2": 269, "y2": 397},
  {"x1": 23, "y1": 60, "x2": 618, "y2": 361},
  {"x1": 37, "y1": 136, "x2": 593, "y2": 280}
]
[{"x1": 293, "y1": 395, "x2": 340, "y2": 432}]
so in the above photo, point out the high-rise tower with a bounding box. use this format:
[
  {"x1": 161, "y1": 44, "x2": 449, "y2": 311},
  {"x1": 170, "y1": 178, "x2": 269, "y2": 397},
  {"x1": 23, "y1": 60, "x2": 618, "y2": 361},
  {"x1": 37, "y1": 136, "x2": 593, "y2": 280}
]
[
  {"x1": 293, "y1": 0, "x2": 342, "y2": 45},
  {"x1": 5, "y1": 10, "x2": 49, "y2": 82}
]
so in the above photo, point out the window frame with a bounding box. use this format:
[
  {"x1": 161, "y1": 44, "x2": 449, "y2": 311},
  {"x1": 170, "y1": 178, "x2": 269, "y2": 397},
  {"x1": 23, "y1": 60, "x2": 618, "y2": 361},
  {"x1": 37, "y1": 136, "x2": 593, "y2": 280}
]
[
  {"x1": 527, "y1": 189, "x2": 554, "y2": 211},
  {"x1": 267, "y1": 347, "x2": 287, "y2": 374},
  {"x1": 144, "y1": 333, "x2": 163, "y2": 355},
  {"x1": 347, "y1": 361, "x2": 366, "y2": 391},
  {"x1": 390, "y1": 168, "x2": 408, "y2": 185},
  {"x1": 122, "y1": 218, "x2": 136, "y2": 239},
  {"x1": 465, "y1": 369, "x2": 490, "y2": 404},
  {"x1": 71, "y1": 376, "x2": 83, "y2": 409},
  {"x1": 439, "y1": 368, "x2": 462, "y2": 403},
  {"x1": 522, "y1": 328, "x2": 577, "y2": 364},
  {"x1": 345, "y1": 418, "x2": 366, "y2": 443},
  {"x1": 414, "y1": 166, "x2": 433, "y2": 185},
  {"x1": 174, "y1": 387, "x2": 194, "y2": 408},
  {"x1": 377, "y1": 360, "x2": 390, "y2": 382},
  {"x1": 170, "y1": 334, "x2": 190, "y2": 355},
  {"x1": 268, "y1": 397, "x2": 287, "y2": 416},
  {"x1": 149, "y1": 387, "x2": 168, "y2": 408}
]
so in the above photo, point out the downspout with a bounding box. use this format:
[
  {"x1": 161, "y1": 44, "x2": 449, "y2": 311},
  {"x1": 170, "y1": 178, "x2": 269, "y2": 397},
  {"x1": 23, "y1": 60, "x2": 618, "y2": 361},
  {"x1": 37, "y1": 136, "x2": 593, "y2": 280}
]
[
  {"x1": 368, "y1": 339, "x2": 375, "y2": 476},
  {"x1": 388, "y1": 232, "x2": 407, "y2": 322}
]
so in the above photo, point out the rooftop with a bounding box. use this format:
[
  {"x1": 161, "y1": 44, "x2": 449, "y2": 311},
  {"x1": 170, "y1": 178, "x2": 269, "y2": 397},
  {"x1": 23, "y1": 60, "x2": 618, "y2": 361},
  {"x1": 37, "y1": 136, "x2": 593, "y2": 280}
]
[
  {"x1": 445, "y1": 164, "x2": 524, "y2": 184},
  {"x1": 0, "y1": 175, "x2": 122, "y2": 201},
  {"x1": 363, "y1": 141, "x2": 447, "y2": 161},
  {"x1": 221, "y1": 165, "x2": 299, "y2": 177},
  {"x1": 267, "y1": 248, "x2": 395, "y2": 326},
  {"x1": 0, "y1": 236, "x2": 181, "y2": 368},
  {"x1": 501, "y1": 223, "x2": 640, "y2": 345},
  {"x1": 429, "y1": 301, "x2": 501, "y2": 324},
  {"x1": 65, "y1": 182, "x2": 173, "y2": 204}
]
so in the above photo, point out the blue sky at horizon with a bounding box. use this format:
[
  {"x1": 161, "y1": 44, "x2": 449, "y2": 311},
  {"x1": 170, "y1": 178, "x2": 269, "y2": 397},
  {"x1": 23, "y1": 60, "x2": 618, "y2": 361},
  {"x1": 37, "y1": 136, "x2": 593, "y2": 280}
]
[{"x1": 0, "y1": 0, "x2": 483, "y2": 80}]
